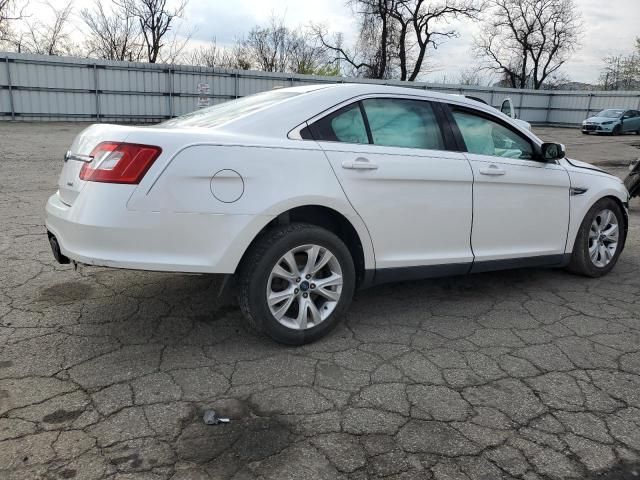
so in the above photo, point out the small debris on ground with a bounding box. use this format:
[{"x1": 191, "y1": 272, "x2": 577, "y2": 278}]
[{"x1": 203, "y1": 410, "x2": 230, "y2": 425}]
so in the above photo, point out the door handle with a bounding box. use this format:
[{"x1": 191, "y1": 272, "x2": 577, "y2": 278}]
[
  {"x1": 342, "y1": 157, "x2": 378, "y2": 170},
  {"x1": 479, "y1": 165, "x2": 506, "y2": 176}
]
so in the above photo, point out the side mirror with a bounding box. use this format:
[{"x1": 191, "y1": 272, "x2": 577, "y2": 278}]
[{"x1": 541, "y1": 142, "x2": 566, "y2": 161}]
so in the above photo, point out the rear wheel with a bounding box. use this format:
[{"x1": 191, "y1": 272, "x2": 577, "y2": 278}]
[
  {"x1": 567, "y1": 198, "x2": 625, "y2": 277},
  {"x1": 237, "y1": 223, "x2": 355, "y2": 345}
]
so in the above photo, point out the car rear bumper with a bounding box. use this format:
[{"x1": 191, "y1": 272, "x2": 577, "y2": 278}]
[{"x1": 45, "y1": 187, "x2": 269, "y2": 274}]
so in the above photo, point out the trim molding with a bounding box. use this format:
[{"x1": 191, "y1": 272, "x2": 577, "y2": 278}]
[
  {"x1": 371, "y1": 263, "x2": 471, "y2": 286},
  {"x1": 470, "y1": 254, "x2": 570, "y2": 274},
  {"x1": 362, "y1": 254, "x2": 572, "y2": 288}
]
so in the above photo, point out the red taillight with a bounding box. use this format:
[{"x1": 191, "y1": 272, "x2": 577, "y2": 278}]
[{"x1": 79, "y1": 142, "x2": 162, "y2": 184}]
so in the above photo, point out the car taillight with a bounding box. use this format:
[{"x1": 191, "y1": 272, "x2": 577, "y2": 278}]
[{"x1": 79, "y1": 142, "x2": 162, "y2": 184}]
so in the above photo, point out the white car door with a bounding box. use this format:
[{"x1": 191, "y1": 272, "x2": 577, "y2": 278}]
[
  {"x1": 448, "y1": 106, "x2": 570, "y2": 270},
  {"x1": 307, "y1": 97, "x2": 474, "y2": 279}
]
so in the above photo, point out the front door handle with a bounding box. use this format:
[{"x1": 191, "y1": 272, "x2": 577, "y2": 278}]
[
  {"x1": 479, "y1": 164, "x2": 506, "y2": 176},
  {"x1": 342, "y1": 157, "x2": 378, "y2": 170}
]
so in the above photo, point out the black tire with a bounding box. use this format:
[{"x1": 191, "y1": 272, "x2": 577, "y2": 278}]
[
  {"x1": 612, "y1": 125, "x2": 622, "y2": 135},
  {"x1": 581, "y1": 131, "x2": 589, "y2": 135},
  {"x1": 567, "y1": 198, "x2": 625, "y2": 277},
  {"x1": 237, "y1": 223, "x2": 355, "y2": 345},
  {"x1": 625, "y1": 173, "x2": 640, "y2": 198}
]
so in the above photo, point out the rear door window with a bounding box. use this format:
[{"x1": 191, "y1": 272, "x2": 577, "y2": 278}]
[{"x1": 361, "y1": 98, "x2": 444, "y2": 150}]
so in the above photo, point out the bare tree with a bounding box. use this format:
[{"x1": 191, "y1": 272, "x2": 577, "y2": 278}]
[
  {"x1": 81, "y1": 1, "x2": 142, "y2": 61},
  {"x1": 0, "y1": 0, "x2": 26, "y2": 43},
  {"x1": 186, "y1": 38, "x2": 253, "y2": 70},
  {"x1": 316, "y1": 0, "x2": 484, "y2": 80},
  {"x1": 244, "y1": 16, "x2": 290, "y2": 72},
  {"x1": 458, "y1": 67, "x2": 484, "y2": 85},
  {"x1": 288, "y1": 31, "x2": 339, "y2": 76},
  {"x1": 22, "y1": 2, "x2": 78, "y2": 56},
  {"x1": 157, "y1": 26, "x2": 193, "y2": 63},
  {"x1": 315, "y1": 1, "x2": 399, "y2": 79},
  {"x1": 115, "y1": 0, "x2": 187, "y2": 63},
  {"x1": 242, "y1": 16, "x2": 336, "y2": 74},
  {"x1": 599, "y1": 39, "x2": 640, "y2": 90},
  {"x1": 187, "y1": 38, "x2": 226, "y2": 67},
  {"x1": 475, "y1": 0, "x2": 582, "y2": 89},
  {"x1": 396, "y1": 0, "x2": 485, "y2": 80}
]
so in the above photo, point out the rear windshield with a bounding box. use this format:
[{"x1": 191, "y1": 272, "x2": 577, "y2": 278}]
[{"x1": 161, "y1": 90, "x2": 301, "y2": 128}]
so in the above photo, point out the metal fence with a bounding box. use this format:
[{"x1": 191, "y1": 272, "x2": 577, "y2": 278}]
[{"x1": 2, "y1": 52, "x2": 640, "y2": 125}]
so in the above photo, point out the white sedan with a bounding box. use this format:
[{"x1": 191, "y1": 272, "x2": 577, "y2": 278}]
[{"x1": 46, "y1": 84, "x2": 629, "y2": 344}]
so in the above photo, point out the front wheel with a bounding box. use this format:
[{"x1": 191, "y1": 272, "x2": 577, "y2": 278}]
[
  {"x1": 612, "y1": 125, "x2": 622, "y2": 135},
  {"x1": 237, "y1": 223, "x2": 355, "y2": 345},
  {"x1": 567, "y1": 198, "x2": 625, "y2": 277}
]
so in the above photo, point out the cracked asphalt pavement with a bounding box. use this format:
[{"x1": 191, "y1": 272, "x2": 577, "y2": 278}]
[{"x1": 2, "y1": 122, "x2": 640, "y2": 480}]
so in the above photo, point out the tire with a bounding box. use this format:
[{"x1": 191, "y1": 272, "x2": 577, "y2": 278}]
[
  {"x1": 567, "y1": 198, "x2": 625, "y2": 277},
  {"x1": 612, "y1": 125, "x2": 622, "y2": 135},
  {"x1": 237, "y1": 223, "x2": 355, "y2": 345},
  {"x1": 625, "y1": 174, "x2": 640, "y2": 198},
  {"x1": 581, "y1": 131, "x2": 589, "y2": 135}
]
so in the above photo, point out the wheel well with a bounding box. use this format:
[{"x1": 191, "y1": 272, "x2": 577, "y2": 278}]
[{"x1": 241, "y1": 205, "x2": 366, "y2": 285}]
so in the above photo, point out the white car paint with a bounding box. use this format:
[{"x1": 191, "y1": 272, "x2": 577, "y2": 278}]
[
  {"x1": 500, "y1": 97, "x2": 532, "y2": 131},
  {"x1": 46, "y1": 83, "x2": 628, "y2": 279}
]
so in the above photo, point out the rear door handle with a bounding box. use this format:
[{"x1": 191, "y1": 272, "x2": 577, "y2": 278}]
[
  {"x1": 342, "y1": 157, "x2": 378, "y2": 170},
  {"x1": 479, "y1": 165, "x2": 506, "y2": 176}
]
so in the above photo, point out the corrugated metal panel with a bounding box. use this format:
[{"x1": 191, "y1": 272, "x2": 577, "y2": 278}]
[{"x1": 3, "y1": 52, "x2": 640, "y2": 124}]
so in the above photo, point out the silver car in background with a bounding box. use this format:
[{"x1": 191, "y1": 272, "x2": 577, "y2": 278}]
[{"x1": 582, "y1": 109, "x2": 640, "y2": 135}]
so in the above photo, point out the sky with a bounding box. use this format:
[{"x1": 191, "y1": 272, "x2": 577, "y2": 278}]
[{"x1": 24, "y1": 0, "x2": 640, "y2": 84}]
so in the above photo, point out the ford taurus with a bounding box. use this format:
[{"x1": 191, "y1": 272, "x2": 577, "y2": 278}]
[{"x1": 46, "y1": 84, "x2": 630, "y2": 344}]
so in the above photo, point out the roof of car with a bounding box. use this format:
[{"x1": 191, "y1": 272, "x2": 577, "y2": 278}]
[
  {"x1": 276, "y1": 82, "x2": 491, "y2": 109},
  {"x1": 212, "y1": 82, "x2": 538, "y2": 141}
]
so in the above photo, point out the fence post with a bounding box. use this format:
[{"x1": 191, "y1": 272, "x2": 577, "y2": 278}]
[
  {"x1": 544, "y1": 93, "x2": 552, "y2": 123},
  {"x1": 234, "y1": 72, "x2": 239, "y2": 99},
  {"x1": 167, "y1": 68, "x2": 173, "y2": 118},
  {"x1": 489, "y1": 90, "x2": 495, "y2": 108},
  {"x1": 5, "y1": 56, "x2": 15, "y2": 121},
  {"x1": 518, "y1": 93, "x2": 524, "y2": 120},
  {"x1": 93, "y1": 63, "x2": 100, "y2": 122},
  {"x1": 586, "y1": 93, "x2": 593, "y2": 120}
]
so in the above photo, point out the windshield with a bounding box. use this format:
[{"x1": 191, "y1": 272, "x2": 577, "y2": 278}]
[
  {"x1": 161, "y1": 90, "x2": 301, "y2": 128},
  {"x1": 596, "y1": 109, "x2": 624, "y2": 118}
]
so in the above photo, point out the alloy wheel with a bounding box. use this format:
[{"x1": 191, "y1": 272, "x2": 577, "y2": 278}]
[
  {"x1": 588, "y1": 209, "x2": 619, "y2": 268},
  {"x1": 266, "y1": 244, "x2": 343, "y2": 330}
]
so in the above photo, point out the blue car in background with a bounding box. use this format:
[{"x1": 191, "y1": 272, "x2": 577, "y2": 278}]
[{"x1": 582, "y1": 108, "x2": 640, "y2": 135}]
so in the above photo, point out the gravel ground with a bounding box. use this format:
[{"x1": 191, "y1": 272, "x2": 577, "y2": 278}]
[{"x1": 1, "y1": 122, "x2": 640, "y2": 480}]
